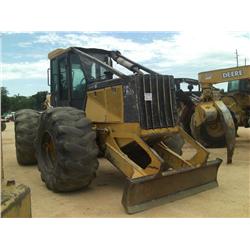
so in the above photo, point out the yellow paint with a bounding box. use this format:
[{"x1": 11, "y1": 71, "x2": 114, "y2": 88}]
[
  {"x1": 48, "y1": 48, "x2": 70, "y2": 60},
  {"x1": 199, "y1": 65, "x2": 250, "y2": 85},
  {"x1": 86, "y1": 86, "x2": 123, "y2": 123}
]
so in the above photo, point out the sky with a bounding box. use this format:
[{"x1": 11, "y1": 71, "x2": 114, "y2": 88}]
[{"x1": 1, "y1": 31, "x2": 250, "y2": 96}]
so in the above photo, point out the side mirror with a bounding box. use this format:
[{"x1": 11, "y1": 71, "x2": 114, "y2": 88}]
[{"x1": 47, "y1": 68, "x2": 51, "y2": 86}]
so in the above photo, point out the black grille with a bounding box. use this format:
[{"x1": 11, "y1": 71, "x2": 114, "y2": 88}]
[{"x1": 134, "y1": 74, "x2": 177, "y2": 129}]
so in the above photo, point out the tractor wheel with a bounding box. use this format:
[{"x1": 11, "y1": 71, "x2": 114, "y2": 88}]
[
  {"x1": 35, "y1": 107, "x2": 99, "y2": 192},
  {"x1": 14, "y1": 109, "x2": 40, "y2": 165}
]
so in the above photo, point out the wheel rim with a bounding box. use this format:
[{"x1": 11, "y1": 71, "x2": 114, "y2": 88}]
[{"x1": 42, "y1": 132, "x2": 57, "y2": 170}]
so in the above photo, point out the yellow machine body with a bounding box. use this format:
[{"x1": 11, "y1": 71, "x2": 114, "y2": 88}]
[{"x1": 86, "y1": 85, "x2": 209, "y2": 178}]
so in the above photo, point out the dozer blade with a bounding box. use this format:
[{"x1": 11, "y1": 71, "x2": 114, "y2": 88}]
[{"x1": 122, "y1": 158, "x2": 222, "y2": 214}]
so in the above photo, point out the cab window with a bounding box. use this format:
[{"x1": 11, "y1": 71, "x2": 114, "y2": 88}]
[
  {"x1": 78, "y1": 53, "x2": 113, "y2": 83},
  {"x1": 90, "y1": 62, "x2": 111, "y2": 82},
  {"x1": 59, "y1": 58, "x2": 68, "y2": 100},
  {"x1": 70, "y1": 54, "x2": 86, "y2": 99}
]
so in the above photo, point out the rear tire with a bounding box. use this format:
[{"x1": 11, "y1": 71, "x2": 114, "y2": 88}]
[
  {"x1": 35, "y1": 107, "x2": 99, "y2": 192},
  {"x1": 14, "y1": 109, "x2": 40, "y2": 165}
]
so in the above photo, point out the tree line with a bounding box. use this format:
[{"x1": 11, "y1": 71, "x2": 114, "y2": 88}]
[{"x1": 1, "y1": 87, "x2": 48, "y2": 115}]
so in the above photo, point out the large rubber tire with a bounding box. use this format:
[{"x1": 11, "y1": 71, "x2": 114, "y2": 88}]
[
  {"x1": 35, "y1": 107, "x2": 99, "y2": 192},
  {"x1": 14, "y1": 109, "x2": 40, "y2": 165}
]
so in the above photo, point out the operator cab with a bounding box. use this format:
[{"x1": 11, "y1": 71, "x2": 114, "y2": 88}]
[{"x1": 48, "y1": 47, "x2": 114, "y2": 109}]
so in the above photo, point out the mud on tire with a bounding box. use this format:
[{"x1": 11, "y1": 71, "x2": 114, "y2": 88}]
[
  {"x1": 35, "y1": 107, "x2": 99, "y2": 192},
  {"x1": 15, "y1": 109, "x2": 40, "y2": 165}
]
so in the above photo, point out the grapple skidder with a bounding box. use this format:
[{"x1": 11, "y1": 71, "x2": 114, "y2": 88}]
[{"x1": 14, "y1": 47, "x2": 222, "y2": 213}]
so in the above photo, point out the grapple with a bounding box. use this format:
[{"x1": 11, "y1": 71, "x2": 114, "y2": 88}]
[
  {"x1": 214, "y1": 101, "x2": 235, "y2": 164},
  {"x1": 190, "y1": 100, "x2": 235, "y2": 164}
]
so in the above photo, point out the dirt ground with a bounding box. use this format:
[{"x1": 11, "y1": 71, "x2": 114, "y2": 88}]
[{"x1": 1, "y1": 122, "x2": 250, "y2": 217}]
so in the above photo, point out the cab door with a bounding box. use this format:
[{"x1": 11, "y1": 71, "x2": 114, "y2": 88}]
[{"x1": 50, "y1": 54, "x2": 70, "y2": 107}]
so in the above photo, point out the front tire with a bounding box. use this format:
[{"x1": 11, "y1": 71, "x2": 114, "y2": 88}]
[{"x1": 35, "y1": 107, "x2": 99, "y2": 192}]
